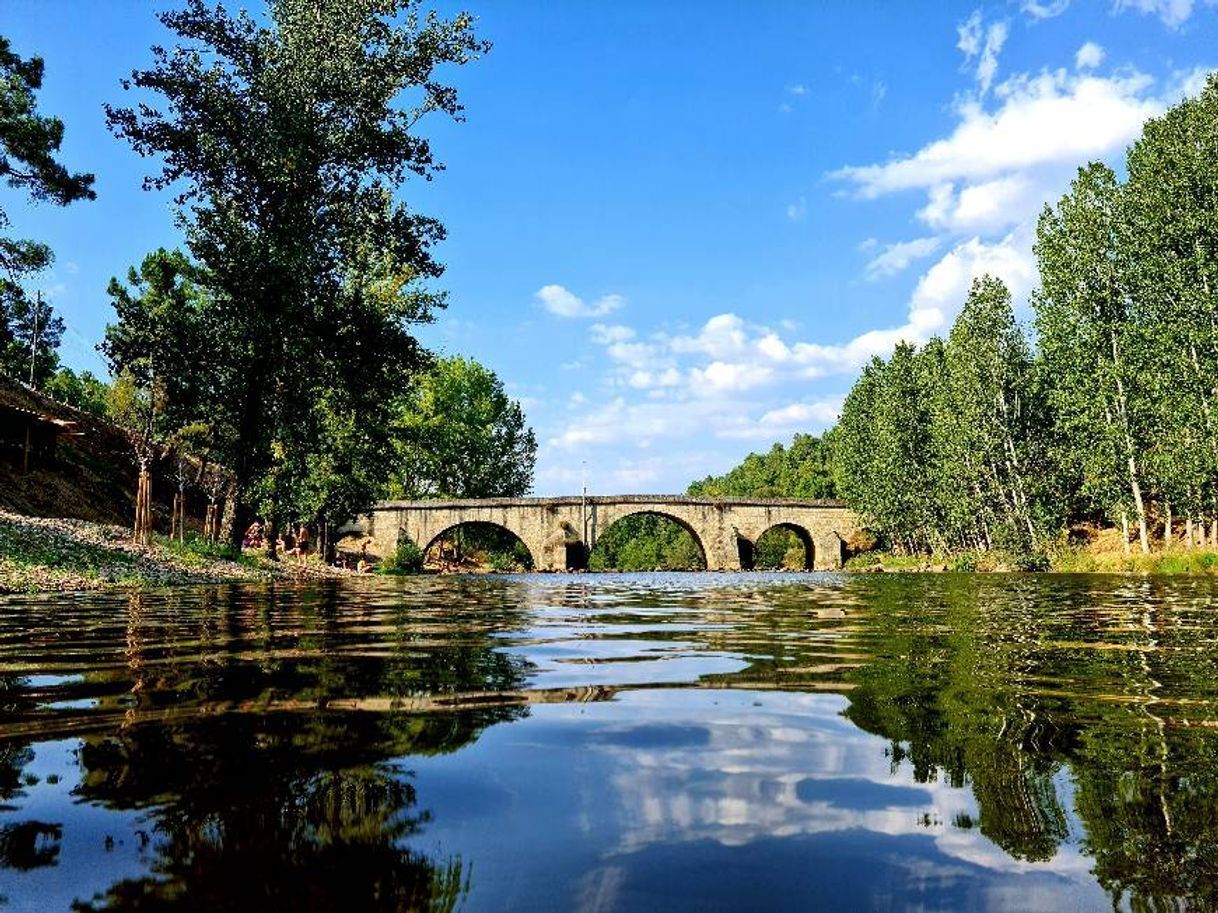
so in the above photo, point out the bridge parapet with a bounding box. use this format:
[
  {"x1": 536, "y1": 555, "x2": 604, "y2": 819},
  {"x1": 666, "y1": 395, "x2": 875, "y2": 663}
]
[{"x1": 362, "y1": 496, "x2": 859, "y2": 572}]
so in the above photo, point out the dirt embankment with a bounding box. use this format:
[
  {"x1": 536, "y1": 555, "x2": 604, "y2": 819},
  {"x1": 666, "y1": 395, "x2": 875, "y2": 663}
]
[{"x1": 0, "y1": 374, "x2": 173, "y2": 526}]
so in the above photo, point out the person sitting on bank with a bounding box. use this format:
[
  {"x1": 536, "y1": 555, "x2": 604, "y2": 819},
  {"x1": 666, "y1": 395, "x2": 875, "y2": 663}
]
[{"x1": 243, "y1": 521, "x2": 264, "y2": 549}]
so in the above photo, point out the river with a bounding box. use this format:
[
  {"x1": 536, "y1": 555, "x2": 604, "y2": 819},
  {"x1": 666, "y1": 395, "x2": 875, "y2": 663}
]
[{"x1": 1, "y1": 572, "x2": 1216, "y2": 911}]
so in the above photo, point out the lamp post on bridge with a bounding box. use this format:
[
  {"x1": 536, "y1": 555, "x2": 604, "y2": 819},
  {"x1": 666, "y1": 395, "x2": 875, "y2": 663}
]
[{"x1": 581, "y1": 459, "x2": 588, "y2": 547}]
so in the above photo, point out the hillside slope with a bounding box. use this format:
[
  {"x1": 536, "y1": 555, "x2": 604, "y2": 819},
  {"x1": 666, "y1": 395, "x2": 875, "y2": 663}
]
[{"x1": 0, "y1": 374, "x2": 183, "y2": 527}]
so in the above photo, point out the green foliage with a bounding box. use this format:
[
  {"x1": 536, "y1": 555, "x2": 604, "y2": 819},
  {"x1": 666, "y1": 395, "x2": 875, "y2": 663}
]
[
  {"x1": 44, "y1": 366, "x2": 108, "y2": 417},
  {"x1": 753, "y1": 527, "x2": 810, "y2": 570},
  {"x1": 588, "y1": 514, "x2": 706, "y2": 571},
  {"x1": 1, "y1": 291, "x2": 63, "y2": 387},
  {"x1": 832, "y1": 74, "x2": 1218, "y2": 563},
  {"x1": 0, "y1": 35, "x2": 94, "y2": 386},
  {"x1": 389, "y1": 356, "x2": 537, "y2": 500},
  {"x1": 105, "y1": 0, "x2": 489, "y2": 542},
  {"x1": 689, "y1": 433, "x2": 837, "y2": 499},
  {"x1": 379, "y1": 539, "x2": 424, "y2": 575},
  {"x1": 105, "y1": 370, "x2": 159, "y2": 467},
  {"x1": 425, "y1": 523, "x2": 533, "y2": 571}
]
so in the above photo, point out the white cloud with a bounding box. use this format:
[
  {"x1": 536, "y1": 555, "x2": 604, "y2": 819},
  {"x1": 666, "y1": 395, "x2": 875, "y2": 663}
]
[
  {"x1": 590, "y1": 323, "x2": 636, "y2": 344},
  {"x1": 786, "y1": 83, "x2": 808, "y2": 96},
  {"x1": 1020, "y1": 0, "x2": 1070, "y2": 18},
  {"x1": 720, "y1": 398, "x2": 845, "y2": 439},
  {"x1": 917, "y1": 174, "x2": 1041, "y2": 234},
  {"x1": 833, "y1": 68, "x2": 1161, "y2": 197},
  {"x1": 670, "y1": 314, "x2": 750, "y2": 359},
  {"x1": 956, "y1": 11, "x2": 982, "y2": 58},
  {"x1": 1022, "y1": 0, "x2": 1213, "y2": 24},
  {"x1": 864, "y1": 237, "x2": 942, "y2": 280},
  {"x1": 536, "y1": 284, "x2": 625, "y2": 318},
  {"x1": 1075, "y1": 42, "x2": 1105, "y2": 70},
  {"x1": 1114, "y1": 0, "x2": 1198, "y2": 27},
  {"x1": 957, "y1": 12, "x2": 1008, "y2": 97},
  {"x1": 786, "y1": 196, "x2": 807, "y2": 222}
]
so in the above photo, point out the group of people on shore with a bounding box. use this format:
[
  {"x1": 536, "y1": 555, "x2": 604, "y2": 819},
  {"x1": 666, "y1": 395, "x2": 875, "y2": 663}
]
[
  {"x1": 241, "y1": 520, "x2": 375, "y2": 572},
  {"x1": 241, "y1": 520, "x2": 310, "y2": 555}
]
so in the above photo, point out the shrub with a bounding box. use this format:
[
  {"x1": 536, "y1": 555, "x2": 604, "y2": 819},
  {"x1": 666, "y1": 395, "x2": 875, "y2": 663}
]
[
  {"x1": 949, "y1": 551, "x2": 979, "y2": 573},
  {"x1": 1014, "y1": 550, "x2": 1051, "y2": 572},
  {"x1": 379, "y1": 539, "x2": 424, "y2": 575}
]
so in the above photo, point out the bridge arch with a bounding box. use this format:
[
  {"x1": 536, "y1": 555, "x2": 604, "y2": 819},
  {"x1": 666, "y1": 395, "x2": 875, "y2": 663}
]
[
  {"x1": 421, "y1": 521, "x2": 536, "y2": 571},
  {"x1": 743, "y1": 522, "x2": 814, "y2": 571},
  {"x1": 588, "y1": 509, "x2": 708, "y2": 571}
]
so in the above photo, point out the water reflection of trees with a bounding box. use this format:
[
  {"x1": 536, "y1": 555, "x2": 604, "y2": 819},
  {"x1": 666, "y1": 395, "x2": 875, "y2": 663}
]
[
  {"x1": 0, "y1": 580, "x2": 538, "y2": 910},
  {"x1": 832, "y1": 575, "x2": 1218, "y2": 909},
  {"x1": 70, "y1": 712, "x2": 487, "y2": 911}
]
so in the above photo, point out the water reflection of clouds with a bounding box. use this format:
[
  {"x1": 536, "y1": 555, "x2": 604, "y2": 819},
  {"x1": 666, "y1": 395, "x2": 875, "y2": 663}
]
[{"x1": 588, "y1": 690, "x2": 1097, "y2": 884}]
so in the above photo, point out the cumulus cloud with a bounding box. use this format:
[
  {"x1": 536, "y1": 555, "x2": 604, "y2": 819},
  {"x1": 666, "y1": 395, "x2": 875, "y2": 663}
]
[
  {"x1": 536, "y1": 284, "x2": 624, "y2": 318},
  {"x1": 1075, "y1": 41, "x2": 1105, "y2": 70},
  {"x1": 864, "y1": 237, "x2": 942, "y2": 280},
  {"x1": 720, "y1": 398, "x2": 845, "y2": 440},
  {"x1": 833, "y1": 68, "x2": 1161, "y2": 197}
]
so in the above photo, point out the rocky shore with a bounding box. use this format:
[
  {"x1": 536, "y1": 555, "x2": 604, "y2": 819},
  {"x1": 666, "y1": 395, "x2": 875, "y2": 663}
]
[{"x1": 0, "y1": 510, "x2": 351, "y2": 594}]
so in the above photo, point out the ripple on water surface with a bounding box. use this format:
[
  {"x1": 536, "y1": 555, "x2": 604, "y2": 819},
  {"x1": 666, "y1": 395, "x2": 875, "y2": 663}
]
[{"x1": 2, "y1": 572, "x2": 1218, "y2": 911}]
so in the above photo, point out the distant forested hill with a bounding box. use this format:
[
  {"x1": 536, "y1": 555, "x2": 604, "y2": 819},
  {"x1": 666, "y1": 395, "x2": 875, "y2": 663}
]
[{"x1": 687, "y1": 433, "x2": 837, "y2": 500}]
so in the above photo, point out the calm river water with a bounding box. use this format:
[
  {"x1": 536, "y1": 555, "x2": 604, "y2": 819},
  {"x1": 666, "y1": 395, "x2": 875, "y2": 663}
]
[{"x1": 2, "y1": 572, "x2": 1218, "y2": 911}]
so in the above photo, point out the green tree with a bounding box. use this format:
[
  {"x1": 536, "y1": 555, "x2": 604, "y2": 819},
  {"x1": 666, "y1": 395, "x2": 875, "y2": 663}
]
[
  {"x1": 0, "y1": 35, "x2": 94, "y2": 378},
  {"x1": 389, "y1": 355, "x2": 537, "y2": 499},
  {"x1": 102, "y1": 249, "x2": 217, "y2": 435},
  {"x1": 4, "y1": 290, "x2": 63, "y2": 387},
  {"x1": 44, "y1": 365, "x2": 108, "y2": 417},
  {"x1": 943, "y1": 276, "x2": 1040, "y2": 548},
  {"x1": 688, "y1": 433, "x2": 837, "y2": 499},
  {"x1": 1033, "y1": 163, "x2": 1152, "y2": 553},
  {"x1": 835, "y1": 357, "x2": 885, "y2": 539},
  {"x1": 102, "y1": 250, "x2": 219, "y2": 542},
  {"x1": 106, "y1": 0, "x2": 489, "y2": 547},
  {"x1": 1122, "y1": 73, "x2": 1218, "y2": 545}
]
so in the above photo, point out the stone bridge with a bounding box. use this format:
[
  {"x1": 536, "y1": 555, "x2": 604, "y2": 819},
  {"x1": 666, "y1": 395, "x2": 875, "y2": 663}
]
[{"x1": 360, "y1": 496, "x2": 859, "y2": 571}]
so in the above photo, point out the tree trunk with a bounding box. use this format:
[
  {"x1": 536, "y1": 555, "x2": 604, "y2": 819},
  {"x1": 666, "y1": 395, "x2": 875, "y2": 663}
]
[
  {"x1": 1164, "y1": 502, "x2": 1172, "y2": 550},
  {"x1": 266, "y1": 517, "x2": 279, "y2": 561},
  {"x1": 1121, "y1": 512, "x2": 1130, "y2": 556},
  {"x1": 221, "y1": 482, "x2": 242, "y2": 549},
  {"x1": 1129, "y1": 461, "x2": 1149, "y2": 554}
]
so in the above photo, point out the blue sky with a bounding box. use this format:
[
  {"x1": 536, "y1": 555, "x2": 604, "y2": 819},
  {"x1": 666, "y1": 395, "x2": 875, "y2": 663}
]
[{"x1": 4, "y1": 0, "x2": 1215, "y2": 494}]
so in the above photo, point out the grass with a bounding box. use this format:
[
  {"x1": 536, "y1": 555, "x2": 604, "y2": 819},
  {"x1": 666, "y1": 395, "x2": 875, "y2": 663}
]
[
  {"x1": 846, "y1": 536, "x2": 1218, "y2": 575},
  {"x1": 1052, "y1": 546, "x2": 1218, "y2": 574}
]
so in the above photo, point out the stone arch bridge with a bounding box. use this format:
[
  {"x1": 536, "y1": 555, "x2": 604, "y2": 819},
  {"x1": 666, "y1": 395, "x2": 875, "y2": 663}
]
[{"x1": 359, "y1": 496, "x2": 859, "y2": 571}]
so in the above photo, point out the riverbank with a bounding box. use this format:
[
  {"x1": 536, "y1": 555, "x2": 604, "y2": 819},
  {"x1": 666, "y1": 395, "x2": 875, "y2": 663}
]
[
  {"x1": 845, "y1": 533, "x2": 1218, "y2": 575},
  {"x1": 0, "y1": 510, "x2": 352, "y2": 594}
]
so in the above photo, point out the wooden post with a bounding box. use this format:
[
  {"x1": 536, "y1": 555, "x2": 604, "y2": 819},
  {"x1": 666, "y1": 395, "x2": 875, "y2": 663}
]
[{"x1": 22, "y1": 421, "x2": 31, "y2": 474}]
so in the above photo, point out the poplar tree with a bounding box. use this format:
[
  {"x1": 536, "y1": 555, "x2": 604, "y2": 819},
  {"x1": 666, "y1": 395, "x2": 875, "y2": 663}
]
[
  {"x1": 1123, "y1": 74, "x2": 1218, "y2": 543},
  {"x1": 1033, "y1": 164, "x2": 1151, "y2": 553},
  {"x1": 944, "y1": 276, "x2": 1038, "y2": 546}
]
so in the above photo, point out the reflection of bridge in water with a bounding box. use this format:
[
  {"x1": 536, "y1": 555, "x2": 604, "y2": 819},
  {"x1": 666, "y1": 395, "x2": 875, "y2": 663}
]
[{"x1": 360, "y1": 496, "x2": 860, "y2": 571}]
